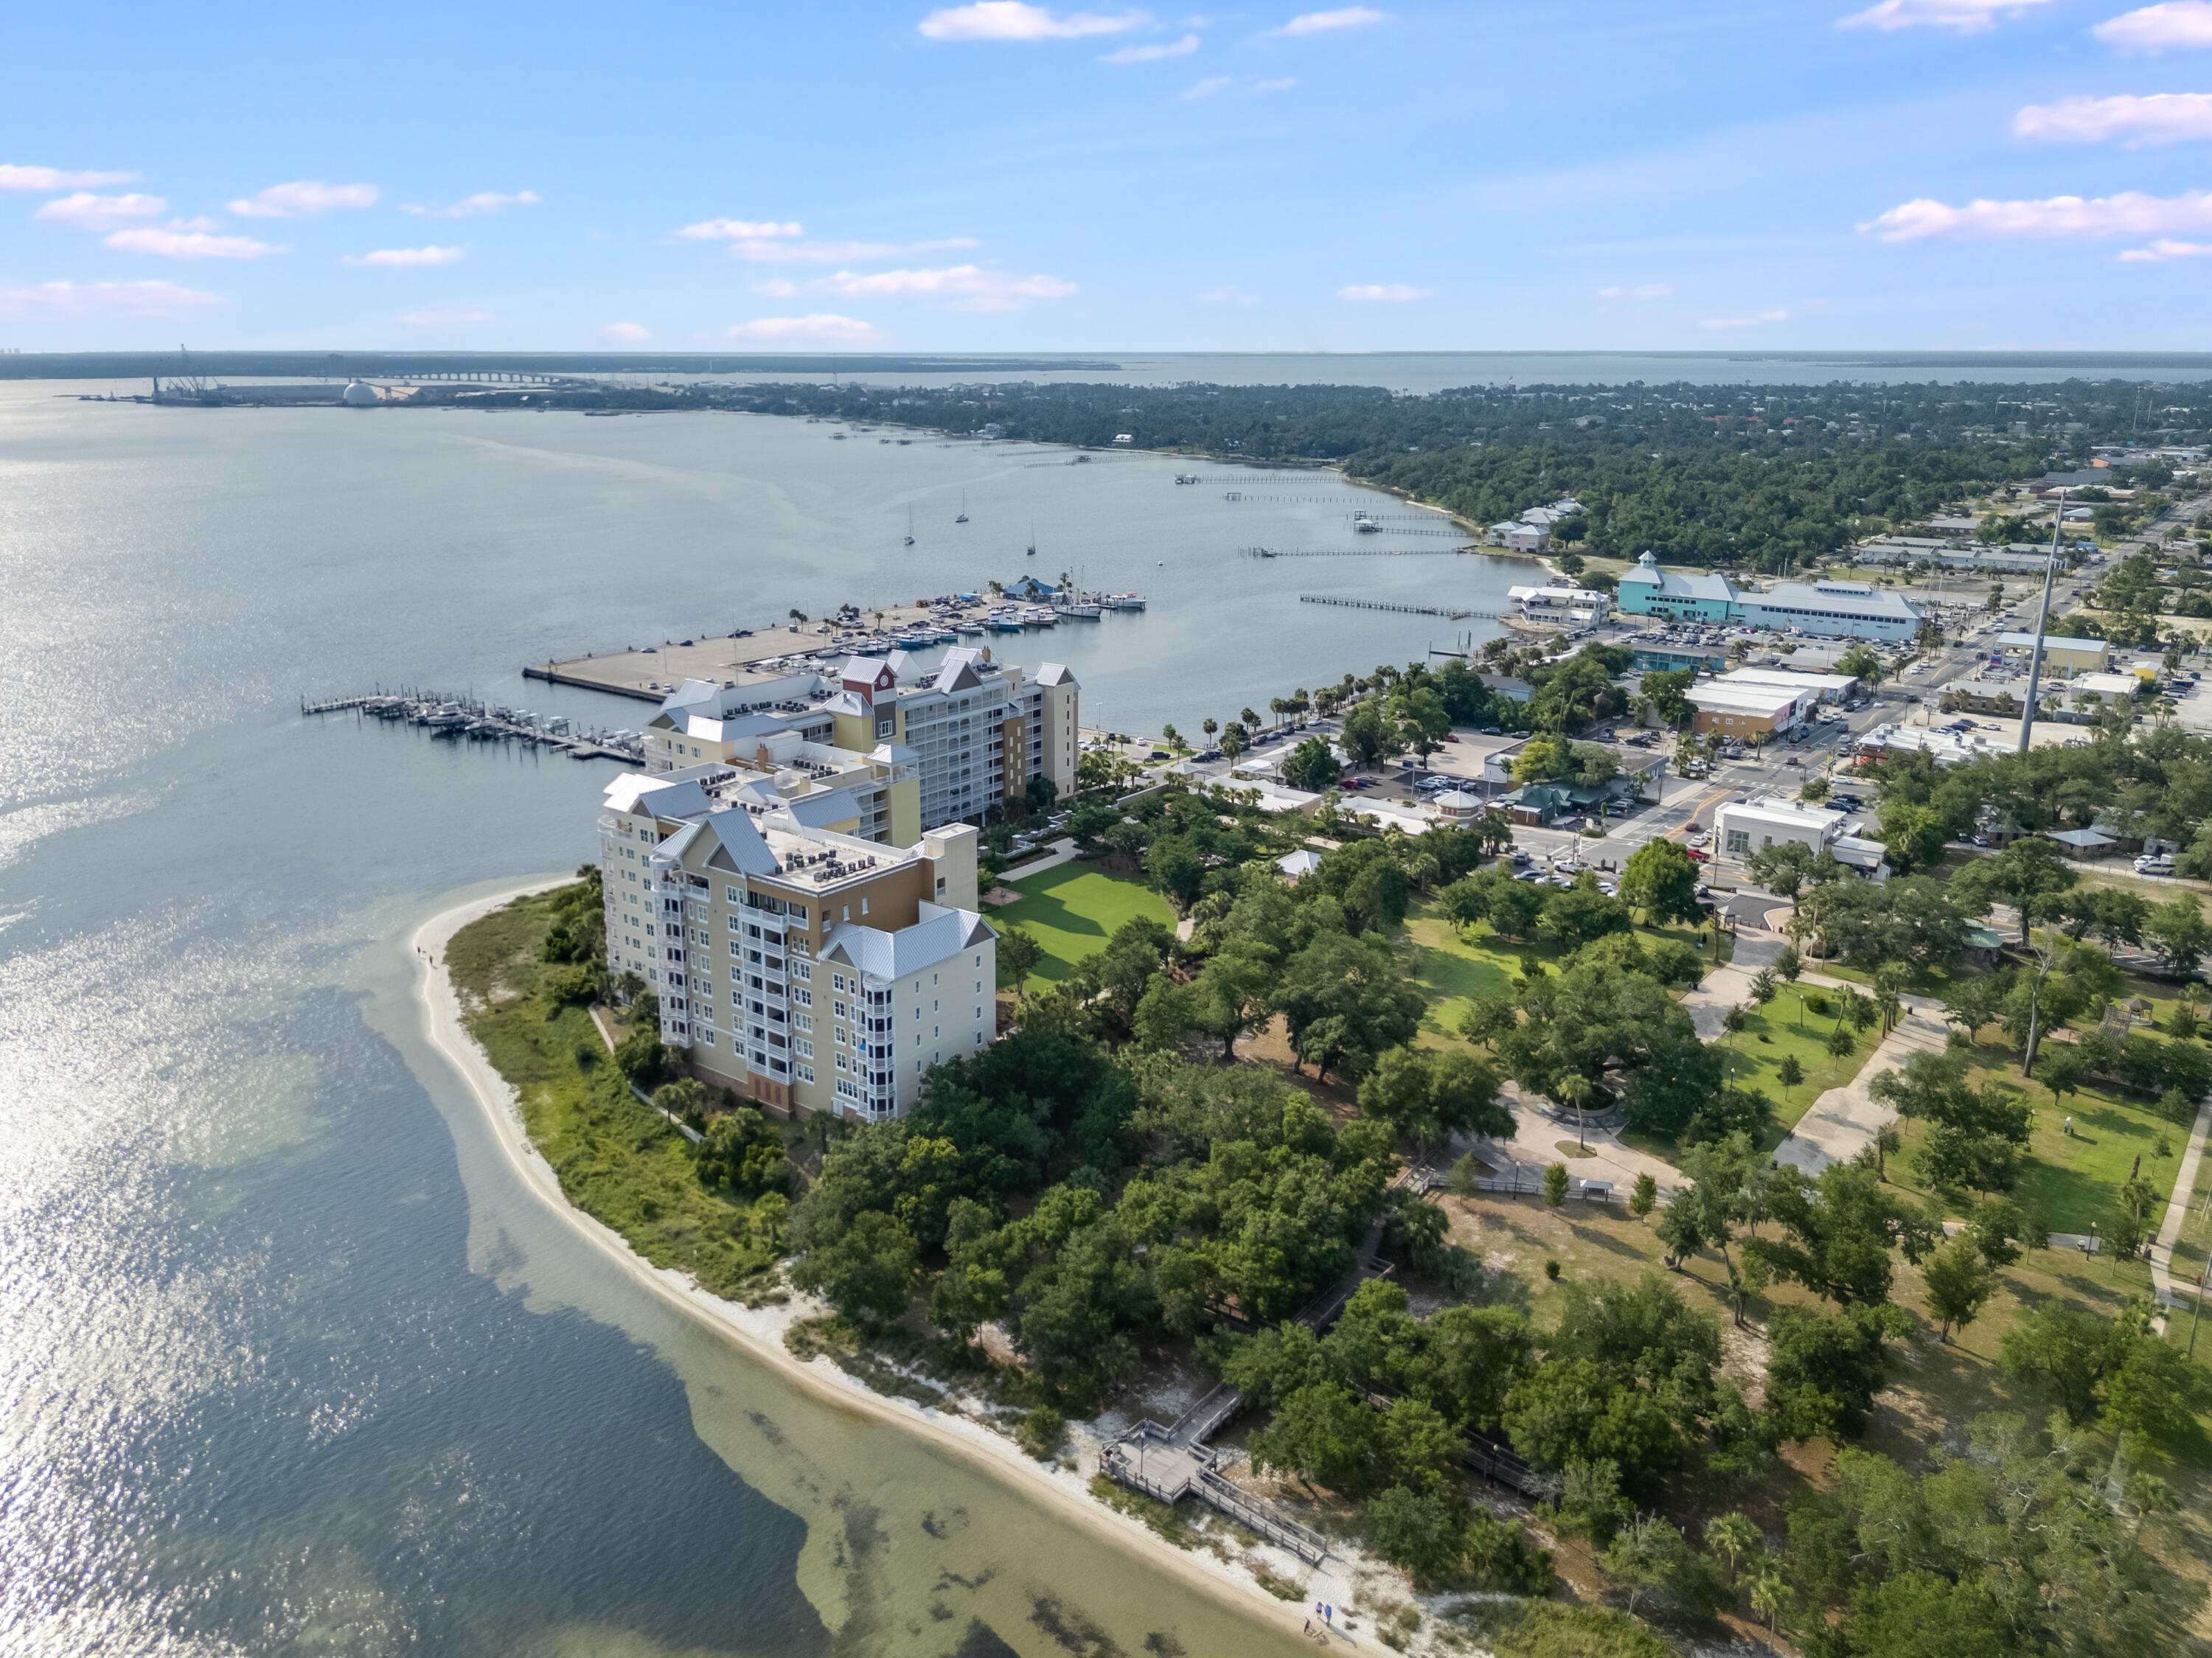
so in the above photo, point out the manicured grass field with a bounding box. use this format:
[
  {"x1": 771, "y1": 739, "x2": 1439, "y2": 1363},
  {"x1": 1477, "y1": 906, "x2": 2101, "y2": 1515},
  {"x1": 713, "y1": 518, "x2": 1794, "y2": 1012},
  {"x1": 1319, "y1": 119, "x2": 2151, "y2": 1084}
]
[
  {"x1": 1880, "y1": 1036, "x2": 2188, "y2": 1236},
  {"x1": 990, "y1": 862, "x2": 1176, "y2": 984},
  {"x1": 1717, "y1": 988, "x2": 1884, "y2": 1138}
]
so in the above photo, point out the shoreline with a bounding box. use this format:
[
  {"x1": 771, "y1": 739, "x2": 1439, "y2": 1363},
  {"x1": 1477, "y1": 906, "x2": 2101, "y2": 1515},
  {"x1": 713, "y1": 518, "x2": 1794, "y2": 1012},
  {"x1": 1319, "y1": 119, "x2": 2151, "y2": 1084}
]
[{"x1": 407, "y1": 877, "x2": 1362, "y2": 1647}]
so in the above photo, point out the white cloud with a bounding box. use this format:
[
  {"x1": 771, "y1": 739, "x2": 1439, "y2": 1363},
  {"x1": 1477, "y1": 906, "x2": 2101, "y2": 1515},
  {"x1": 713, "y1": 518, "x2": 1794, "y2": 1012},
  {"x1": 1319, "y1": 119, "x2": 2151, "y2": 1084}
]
[
  {"x1": 226, "y1": 180, "x2": 379, "y2": 218},
  {"x1": 2118, "y1": 236, "x2": 2212, "y2": 258},
  {"x1": 399, "y1": 307, "x2": 495, "y2": 327},
  {"x1": 1267, "y1": 7, "x2": 1383, "y2": 35},
  {"x1": 1338, "y1": 282, "x2": 1436, "y2": 302},
  {"x1": 1198, "y1": 282, "x2": 1260, "y2": 303},
  {"x1": 32, "y1": 192, "x2": 167, "y2": 230},
  {"x1": 1597, "y1": 283, "x2": 1675, "y2": 299},
  {"x1": 918, "y1": 2, "x2": 1147, "y2": 40},
  {"x1": 1699, "y1": 309, "x2": 1790, "y2": 328},
  {"x1": 600, "y1": 321, "x2": 651, "y2": 341},
  {"x1": 2013, "y1": 92, "x2": 2212, "y2": 144},
  {"x1": 0, "y1": 278, "x2": 223, "y2": 320},
  {"x1": 770, "y1": 265, "x2": 1077, "y2": 311},
  {"x1": 2093, "y1": 1, "x2": 2212, "y2": 50},
  {"x1": 167, "y1": 215, "x2": 223, "y2": 232},
  {"x1": 343, "y1": 245, "x2": 467, "y2": 267},
  {"x1": 723, "y1": 313, "x2": 884, "y2": 343},
  {"x1": 401, "y1": 189, "x2": 540, "y2": 217},
  {"x1": 0, "y1": 164, "x2": 138, "y2": 192},
  {"x1": 1838, "y1": 0, "x2": 2053, "y2": 29},
  {"x1": 674, "y1": 217, "x2": 804, "y2": 240},
  {"x1": 1860, "y1": 187, "x2": 2212, "y2": 239},
  {"x1": 727, "y1": 236, "x2": 981, "y2": 262},
  {"x1": 1101, "y1": 31, "x2": 1199, "y2": 59},
  {"x1": 103, "y1": 227, "x2": 285, "y2": 259},
  {"x1": 1180, "y1": 73, "x2": 1295, "y2": 97}
]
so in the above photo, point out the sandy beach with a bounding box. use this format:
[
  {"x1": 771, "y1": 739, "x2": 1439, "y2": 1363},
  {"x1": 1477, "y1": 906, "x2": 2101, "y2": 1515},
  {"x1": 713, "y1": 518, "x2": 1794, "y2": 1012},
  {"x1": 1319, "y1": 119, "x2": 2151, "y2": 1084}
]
[{"x1": 408, "y1": 879, "x2": 1371, "y2": 1648}]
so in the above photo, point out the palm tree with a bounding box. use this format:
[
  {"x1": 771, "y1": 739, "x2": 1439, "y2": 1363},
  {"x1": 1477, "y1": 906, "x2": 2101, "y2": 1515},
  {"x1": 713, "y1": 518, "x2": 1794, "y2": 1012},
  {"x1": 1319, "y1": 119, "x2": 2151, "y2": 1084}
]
[
  {"x1": 1873, "y1": 1122, "x2": 1901, "y2": 1181},
  {"x1": 1705, "y1": 1512, "x2": 1760, "y2": 1587},
  {"x1": 1240, "y1": 706, "x2": 1260, "y2": 733},
  {"x1": 1750, "y1": 1562, "x2": 1787, "y2": 1651},
  {"x1": 1556, "y1": 1074, "x2": 1596, "y2": 1151},
  {"x1": 1201, "y1": 718, "x2": 1218, "y2": 746}
]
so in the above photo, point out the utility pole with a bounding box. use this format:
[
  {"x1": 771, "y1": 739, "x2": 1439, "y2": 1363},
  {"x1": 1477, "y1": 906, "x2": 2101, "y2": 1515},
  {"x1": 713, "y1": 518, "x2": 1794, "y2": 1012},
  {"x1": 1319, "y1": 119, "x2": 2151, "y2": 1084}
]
[{"x1": 2016, "y1": 487, "x2": 2068, "y2": 756}]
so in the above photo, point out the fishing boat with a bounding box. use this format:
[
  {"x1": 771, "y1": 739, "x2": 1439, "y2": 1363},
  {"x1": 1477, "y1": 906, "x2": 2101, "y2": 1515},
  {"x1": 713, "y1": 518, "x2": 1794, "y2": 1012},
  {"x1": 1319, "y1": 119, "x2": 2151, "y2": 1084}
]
[
  {"x1": 1352, "y1": 510, "x2": 1382, "y2": 534},
  {"x1": 1055, "y1": 599, "x2": 1102, "y2": 619},
  {"x1": 1108, "y1": 593, "x2": 1147, "y2": 611}
]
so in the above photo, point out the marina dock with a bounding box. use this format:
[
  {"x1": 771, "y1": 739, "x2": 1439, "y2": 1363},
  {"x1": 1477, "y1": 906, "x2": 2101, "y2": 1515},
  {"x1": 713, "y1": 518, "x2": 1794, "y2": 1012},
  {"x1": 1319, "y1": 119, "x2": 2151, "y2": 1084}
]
[
  {"x1": 301, "y1": 692, "x2": 646, "y2": 762},
  {"x1": 522, "y1": 587, "x2": 1150, "y2": 703}
]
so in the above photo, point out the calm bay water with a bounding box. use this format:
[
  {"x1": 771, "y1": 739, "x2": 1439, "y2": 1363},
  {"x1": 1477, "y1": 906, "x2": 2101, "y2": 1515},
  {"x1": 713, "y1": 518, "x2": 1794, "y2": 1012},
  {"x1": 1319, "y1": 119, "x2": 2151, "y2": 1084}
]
[{"x1": 0, "y1": 384, "x2": 1414, "y2": 1656}]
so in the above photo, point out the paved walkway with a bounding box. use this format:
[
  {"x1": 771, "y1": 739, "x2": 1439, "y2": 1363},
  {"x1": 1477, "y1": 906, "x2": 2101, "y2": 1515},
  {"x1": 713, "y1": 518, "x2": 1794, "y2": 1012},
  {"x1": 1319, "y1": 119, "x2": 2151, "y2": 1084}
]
[
  {"x1": 1773, "y1": 1001, "x2": 1952, "y2": 1174},
  {"x1": 2152, "y1": 1096, "x2": 2212, "y2": 1310},
  {"x1": 1477, "y1": 1081, "x2": 1684, "y2": 1198}
]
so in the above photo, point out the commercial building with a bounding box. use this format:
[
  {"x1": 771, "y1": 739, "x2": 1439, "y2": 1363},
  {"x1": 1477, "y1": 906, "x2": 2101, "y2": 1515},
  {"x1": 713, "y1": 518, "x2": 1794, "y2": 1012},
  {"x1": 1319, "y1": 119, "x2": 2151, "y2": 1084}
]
[
  {"x1": 1994, "y1": 634, "x2": 2110, "y2": 678},
  {"x1": 1631, "y1": 642, "x2": 1730, "y2": 675},
  {"x1": 1616, "y1": 552, "x2": 1742, "y2": 623},
  {"x1": 1506, "y1": 583, "x2": 1611, "y2": 623},
  {"x1": 1715, "y1": 796, "x2": 1848, "y2": 859},
  {"x1": 599, "y1": 765, "x2": 994, "y2": 1121},
  {"x1": 1736, "y1": 579, "x2": 1924, "y2": 642},
  {"x1": 642, "y1": 648, "x2": 1079, "y2": 842},
  {"x1": 1718, "y1": 666, "x2": 1861, "y2": 704},
  {"x1": 1686, "y1": 679, "x2": 1816, "y2": 739},
  {"x1": 1854, "y1": 722, "x2": 2004, "y2": 766}
]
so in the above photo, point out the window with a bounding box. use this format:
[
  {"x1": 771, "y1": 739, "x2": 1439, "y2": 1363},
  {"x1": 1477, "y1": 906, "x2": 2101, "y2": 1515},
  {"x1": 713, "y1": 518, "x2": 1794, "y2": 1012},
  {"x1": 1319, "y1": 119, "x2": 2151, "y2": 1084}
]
[
  {"x1": 797, "y1": 1065, "x2": 815, "y2": 1084},
  {"x1": 796, "y1": 989, "x2": 812, "y2": 1008},
  {"x1": 795, "y1": 962, "x2": 810, "y2": 980},
  {"x1": 836, "y1": 1053, "x2": 849, "y2": 1071},
  {"x1": 701, "y1": 1030, "x2": 717, "y2": 1047},
  {"x1": 796, "y1": 1039, "x2": 813, "y2": 1059},
  {"x1": 860, "y1": 898, "x2": 869, "y2": 916},
  {"x1": 1725, "y1": 829, "x2": 1751, "y2": 854}
]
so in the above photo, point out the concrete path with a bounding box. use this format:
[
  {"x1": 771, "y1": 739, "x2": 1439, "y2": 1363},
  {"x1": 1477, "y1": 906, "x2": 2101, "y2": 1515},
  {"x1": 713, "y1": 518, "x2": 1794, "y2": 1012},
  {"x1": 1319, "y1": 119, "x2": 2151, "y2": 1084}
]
[
  {"x1": 2152, "y1": 1095, "x2": 2212, "y2": 1310},
  {"x1": 1476, "y1": 1081, "x2": 1685, "y2": 1199},
  {"x1": 1773, "y1": 1001, "x2": 1952, "y2": 1174}
]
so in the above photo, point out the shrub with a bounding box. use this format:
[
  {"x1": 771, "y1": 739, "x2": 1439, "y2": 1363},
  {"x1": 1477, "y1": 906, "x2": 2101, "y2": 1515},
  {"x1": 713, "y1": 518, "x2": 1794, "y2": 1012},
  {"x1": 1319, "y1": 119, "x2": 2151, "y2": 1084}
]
[{"x1": 1018, "y1": 1404, "x2": 1067, "y2": 1460}]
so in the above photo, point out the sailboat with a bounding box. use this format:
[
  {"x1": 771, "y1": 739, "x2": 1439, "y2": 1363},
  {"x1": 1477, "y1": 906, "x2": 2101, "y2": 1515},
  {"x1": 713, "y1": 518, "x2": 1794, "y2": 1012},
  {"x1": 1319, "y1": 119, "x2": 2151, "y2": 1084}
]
[
  {"x1": 956, "y1": 490, "x2": 968, "y2": 525},
  {"x1": 1026, "y1": 520, "x2": 1036, "y2": 557},
  {"x1": 903, "y1": 505, "x2": 915, "y2": 547}
]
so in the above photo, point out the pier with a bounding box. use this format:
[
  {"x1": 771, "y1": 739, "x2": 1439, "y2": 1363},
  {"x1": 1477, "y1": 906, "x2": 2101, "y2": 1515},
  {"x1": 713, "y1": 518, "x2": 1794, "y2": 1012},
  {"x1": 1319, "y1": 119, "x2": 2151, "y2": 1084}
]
[
  {"x1": 1298, "y1": 594, "x2": 1502, "y2": 620},
  {"x1": 1242, "y1": 546, "x2": 1471, "y2": 559},
  {"x1": 301, "y1": 691, "x2": 645, "y2": 762}
]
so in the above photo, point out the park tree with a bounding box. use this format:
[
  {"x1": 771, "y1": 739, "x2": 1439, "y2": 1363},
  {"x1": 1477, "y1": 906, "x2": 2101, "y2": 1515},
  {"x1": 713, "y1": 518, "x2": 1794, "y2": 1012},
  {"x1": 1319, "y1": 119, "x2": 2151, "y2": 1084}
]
[
  {"x1": 1619, "y1": 838, "x2": 1704, "y2": 924},
  {"x1": 998, "y1": 928, "x2": 1046, "y2": 997},
  {"x1": 2147, "y1": 894, "x2": 2212, "y2": 973},
  {"x1": 695, "y1": 1107, "x2": 789, "y2": 1196},
  {"x1": 1919, "y1": 1233, "x2": 1995, "y2": 1343},
  {"x1": 1357, "y1": 1045, "x2": 1512, "y2": 1149},
  {"x1": 1749, "y1": 1159, "x2": 1939, "y2": 1306},
  {"x1": 1764, "y1": 1301, "x2": 1911, "y2": 1441},
  {"x1": 1742, "y1": 838, "x2": 1824, "y2": 909},
  {"x1": 1951, "y1": 835, "x2": 2079, "y2": 947},
  {"x1": 1340, "y1": 697, "x2": 1403, "y2": 769}
]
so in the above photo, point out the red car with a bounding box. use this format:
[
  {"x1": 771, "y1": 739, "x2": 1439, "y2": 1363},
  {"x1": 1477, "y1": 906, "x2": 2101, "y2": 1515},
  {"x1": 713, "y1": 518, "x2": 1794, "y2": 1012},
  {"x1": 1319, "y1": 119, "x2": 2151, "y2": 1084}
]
[{"x1": 1684, "y1": 846, "x2": 1710, "y2": 862}]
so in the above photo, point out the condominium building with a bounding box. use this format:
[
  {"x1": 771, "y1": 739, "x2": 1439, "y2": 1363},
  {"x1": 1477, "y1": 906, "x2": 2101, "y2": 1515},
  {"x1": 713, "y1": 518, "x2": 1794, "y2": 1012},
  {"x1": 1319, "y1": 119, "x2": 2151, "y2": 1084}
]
[
  {"x1": 641, "y1": 648, "x2": 1078, "y2": 842},
  {"x1": 599, "y1": 764, "x2": 994, "y2": 1121}
]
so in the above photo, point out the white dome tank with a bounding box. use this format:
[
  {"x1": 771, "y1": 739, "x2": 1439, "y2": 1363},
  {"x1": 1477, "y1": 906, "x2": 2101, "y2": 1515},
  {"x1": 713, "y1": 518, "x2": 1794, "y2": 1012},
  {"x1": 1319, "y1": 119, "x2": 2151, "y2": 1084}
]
[{"x1": 339, "y1": 380, "x2": 378, "y2": 408}]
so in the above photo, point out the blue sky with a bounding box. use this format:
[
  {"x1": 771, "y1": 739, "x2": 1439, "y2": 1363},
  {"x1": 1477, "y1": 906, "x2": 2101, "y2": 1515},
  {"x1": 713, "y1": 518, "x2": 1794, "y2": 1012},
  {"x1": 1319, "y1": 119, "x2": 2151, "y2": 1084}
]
[{"x1": 8, "y1": 0, "x2": 2212, "y2": 352}]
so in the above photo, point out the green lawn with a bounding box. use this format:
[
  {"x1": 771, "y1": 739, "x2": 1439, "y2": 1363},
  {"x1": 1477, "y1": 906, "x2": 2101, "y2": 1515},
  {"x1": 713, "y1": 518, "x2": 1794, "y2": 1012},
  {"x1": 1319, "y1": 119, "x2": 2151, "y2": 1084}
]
[
  {"x1": 990, "y1": 862, "x2": 1175, "y2": 985},
  {"x1": 1405, "y1": 901, "x2": 1726, "y2": 1049},
  {"x1": 1882, "y1": 1037, "x2": 2188, "y2": 1236},
  {"x1": 1714, "y1": 988, "x2": 1883, "y2": 1141}
]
